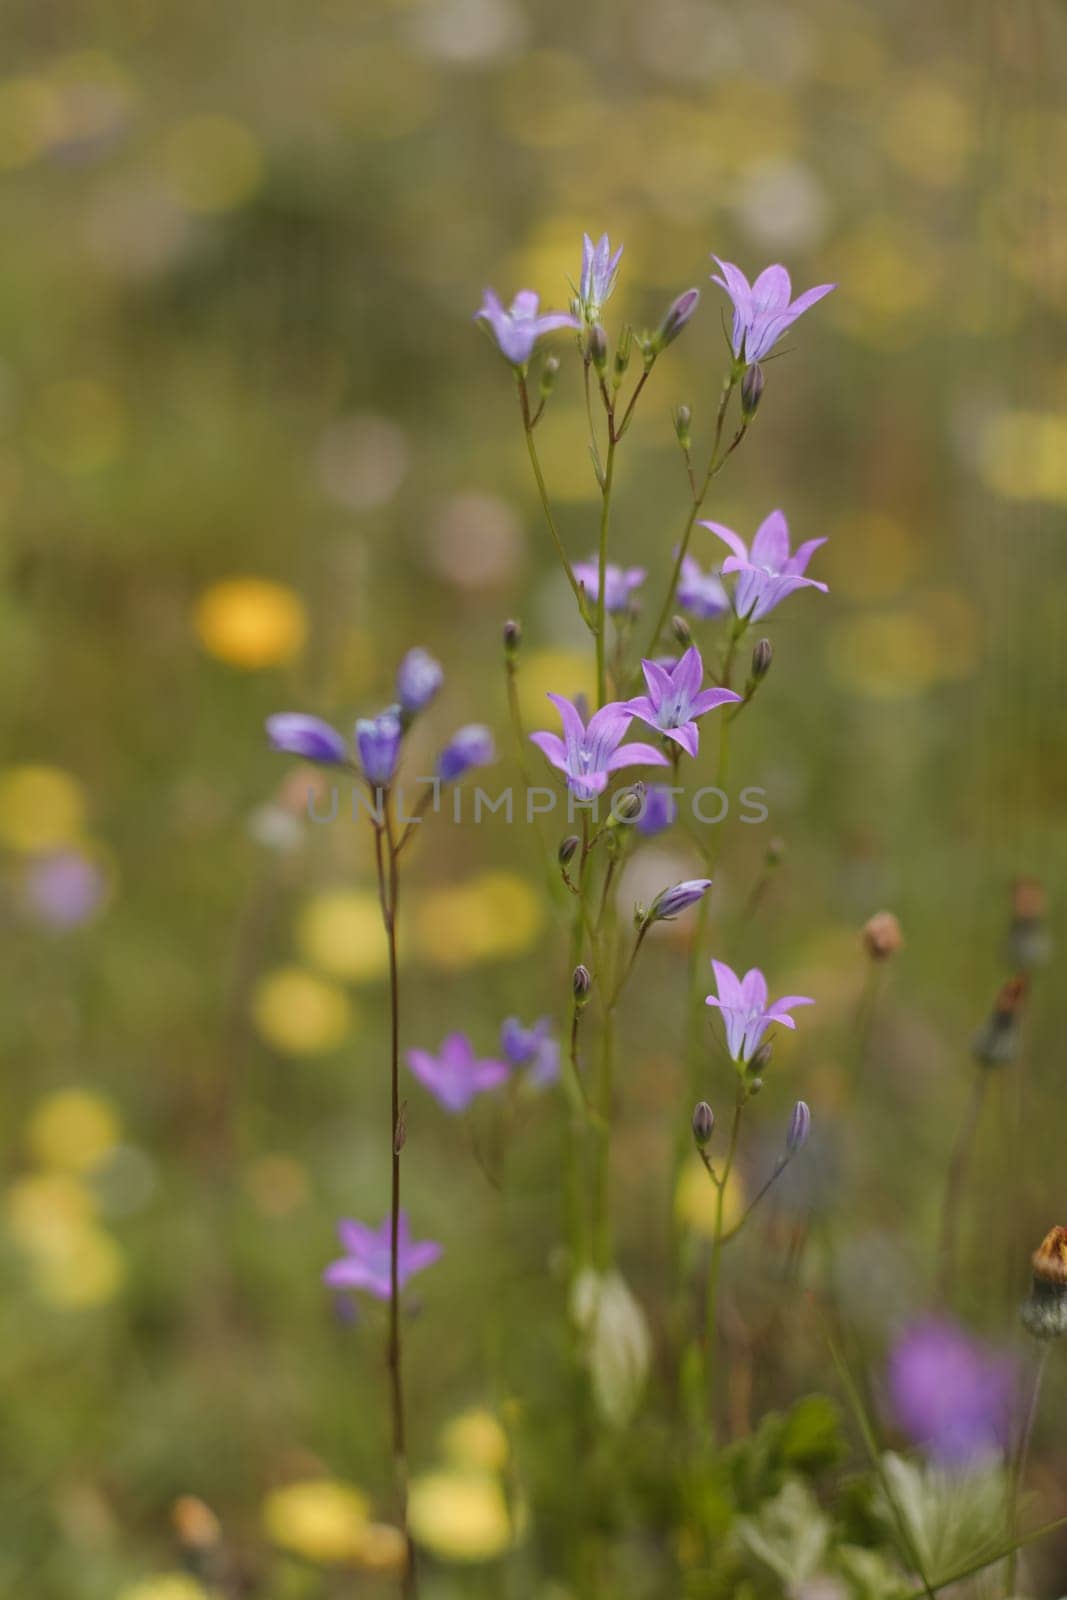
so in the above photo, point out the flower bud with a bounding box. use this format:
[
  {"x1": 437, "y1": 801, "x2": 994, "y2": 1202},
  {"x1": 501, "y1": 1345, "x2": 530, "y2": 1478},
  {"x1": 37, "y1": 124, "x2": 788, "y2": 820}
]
[
  {"x1": 765, "y1": 837, "x2": 786, "y2": 867},
  {"x1": 786, "y1": 1099, "x2": 811, "y2": 1154},
  {"x1": 674, "y1": 405, "x2": 692, "y2": 451},
  {"x1": 396, "y1": 647, "x2": 444, "y2": 715},
  {"x1": 747, "y1": 1077, "x2": 764, "y2": 1096},
  {"x1": 647, "y1": 878, "x2": 712, "y2": 923},
  {"x1": 863, "y1": 910, "x2": 904, "y2": 961},
  {"x1": 748, "y1": 1041, "x2": 773, "y2": 1074},
  {"x1": 671, "y1": 614, "x2": 693, "y2": 648},
  {"x1": 741, "y1": 362, "x2": 764, "y2": 419},
  {"x1": 1021, "y1": 1225, "x2": 1067, "y2": 1340},
  {"x1": 652, "y1": 288, "x2": 700, "y2": 353},
  {"x1": 558, "y1": 834, "x2": 579, "y2": 866},
  {"x1": 972, "y1": 975, "x2": 1028, "y2": 1067},
  {"x1": 692, "y1": 1101, "x2": 715, "y2": 1146},
  {"x1": 437, "y1": 725, "x2": 495, "y2": 783},
  {"x1": 503, "y1": 618, "x2": 522, "y2": 656},
  {"x1": 750, "y1": 638, "x2": 773, "y2": 682},
  {"x1": 572, "y1": 964, "x2": 592, "y2": 1003},
  {"x1": 588, "y1": 324, "x2": 608, "y2": 374},
  {"x1": 539, "y1": 355, "x2": 560, "y2": 399},
  {"x1": 611, "y1": 784, "x2": 645, "y2": 824},
  {"x1": 613, "y1": 326, "x2": 632, "y2": 383}
]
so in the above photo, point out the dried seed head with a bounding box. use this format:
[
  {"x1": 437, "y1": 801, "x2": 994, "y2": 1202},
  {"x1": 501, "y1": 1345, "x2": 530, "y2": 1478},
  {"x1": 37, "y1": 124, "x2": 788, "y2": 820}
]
[
  {"x1": 863, "y1": 910, "x2": 904, "y2": 961},
  {"x1": 1021, "y1": 1225, "x2": 1067, "y2": 1340},
  {"x1": 1032, "y1": 1226, "x2": 1067, "y2": 1287},
  {"x1": 972, "y1": 975, "x2": 1028, "y2": 1067}
]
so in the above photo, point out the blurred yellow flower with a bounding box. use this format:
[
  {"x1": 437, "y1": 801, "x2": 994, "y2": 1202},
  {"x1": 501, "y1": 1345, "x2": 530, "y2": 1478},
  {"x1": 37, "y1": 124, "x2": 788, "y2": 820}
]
[
  {"x1": 26, "y1": 1089, "x2": 121, "y2": 1174},
  {"x1": 675, "y1": 1158, "x2": 745, "y2": 1240},
  {"x1": 441, "y1": 1409, "x2": 510, "y2": 1474},
  {"x1": 194, "y1": 578, "x2": 306, "y2": 669},
  {"x1": 296, "y1": 889, "x2": 390, "y2": 983},
  {"x1": 28, "y1": 379, "x2": 125, "y2": 473},
  {"x1": 413, "y1": 871, "x2": 543, "y2": 970},
  {"x1": 164, "y1": 115, "x2": 263, "y2": 212},
  {"x1": 262, "y1": 1479, "x2": 371, "y2": 1565},
  {"x1": 6, "y1": 1172, "x2": 95, "y2": 1254},
  {"x1": 117, "y1": 1576, "x2": 210, "y2": 1600},
  {"x1": 826, "y1": 610, "x2": 948, "y2": 699},
  {"x1": 0, "y1": 76, "x2": 62, "y2": 169},
  {"x1": 0, "y1": 765, "x2": 86, "y2": 853},
  {"x1": 31, "y1": 1224, "x2": 125, "y2": 1308},
  {"x1": 517, "y1": 648, "x2": 596, "y2": 729},
  {"x1": 251, "y1": 967, "x2": 353, "y2": 1056},
  {"x1": 409, "y1": 1471, "x2": 512, "y2": 1562}
]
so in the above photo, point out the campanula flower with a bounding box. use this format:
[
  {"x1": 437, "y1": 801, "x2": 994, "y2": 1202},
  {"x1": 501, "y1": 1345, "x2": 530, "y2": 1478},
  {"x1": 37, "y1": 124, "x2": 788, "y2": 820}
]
[
  {"x1": 476, "y1": 289, "x2": 579, "y2": 367},
  {"x1": 529, "y1": 694, "x2": 668, "y2": 802},
  {"x1": 676, "y1": 554, "x2": 730, "y2": 620},
  {"x1": 887, "y1": 1318, "x2": 1015, "y2": 1465},
  {"x1": 625, "y1": 647, "x2": 741, "y2": 758},
  {"x1": 407, "y1": 1032, "x2": 510, "y2": 1113},
  {"x1": 500, "y1": 1017, "x2": 560, "y2": 1087},
  {"x1": 323, "y1": 1212, "x2": 442, "y2": 1302},
  {"x1": 706, "y1": 960, "x2": 815, "y2": 1064},
  {"x1": 575, "y1": 232, "x2": 623, "y2": 324},
  {"x1": 646, "y1": 878, "x2": 713, "y2": 923},
  {"x1": 396, "y1": 647, "x2": 443, "y2": 715},
  {"x1": 267, "y1": 713, "x2": 348, "y2": 765},
  {"x1": 437, "y1": 725, "x2": 495, "y2": 783},
  {"x1": 701, "y1": 510, "x2": 828, "y2": 621},
  {"x1": 572, "y1": 560, "x2": 646, "y2": 615},
  {"x1": 711, "y1": 257, "x2": 835, "y2": 364},
  {"x1": 636, "y1": 784, "x2": 677, "y2": 837},
  {"x1": 356, "y1": 709, "x2": 403, "y2": 786}
]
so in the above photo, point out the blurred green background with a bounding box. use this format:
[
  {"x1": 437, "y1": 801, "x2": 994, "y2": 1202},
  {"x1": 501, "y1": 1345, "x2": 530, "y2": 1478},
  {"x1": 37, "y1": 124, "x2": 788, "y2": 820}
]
[{"x1": 1, "y1": 0, "x2": 1065, "y2": 1594}]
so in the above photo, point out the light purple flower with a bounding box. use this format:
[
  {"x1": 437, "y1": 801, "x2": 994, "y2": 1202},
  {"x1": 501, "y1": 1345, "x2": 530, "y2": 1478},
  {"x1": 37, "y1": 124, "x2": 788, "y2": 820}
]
[
  {"x1": 356, "y1": 709, "x2": 403, "y2": 787},
  {"x1": 887, "y1": 1318, "x2": 1015, "y2": 1467},
  {"x1": 500, "y1": 1016, "x2": 560, "y2": 1087},
  {"x1": 786, "y1": 1099, "x2": 811, "y2": 1153},
  {"x1": 267, "y1": 713, "x2": 348, "y2": 765},
  {"x1": 572, "y1": 560, "x2": 646, "y2": 616},
  {"x1": 577, "y1": 232, "x2": 623, "y2": 322},
  {"x1": 476, "y1": 288, "x2": 579, "y2": 367},
  {"x1": 530, "y1": 693, "x2": 669, "y2": 802},
  {"x1": 24, "y1": 851, "x2": 108, "y2": 929},
  {"x1": 637, "y1": 784, "x2": 678, "y2": 837},
  {"x1": 711, "y1": 257, "x2": 835, "y2": 364},
  {"x1": 647, "y1": 878, "x2": 712, "y2": 923},
  {"x1": 323, "y1": 1212, "x2": 442, "y2": 1302},
  {"x1": 437, "y1": 724, "x2": 495, "y2": 783},
  {"x1": 676, "y1": 554, "x2": 730, "y2": 620},
  {"x1": 706, "y1": 960, "x2": 815, "y2": 1064},
  {"x1": 625, "y1": 646, "x2": 741, "y2": 758},
  {"x1": 397, "y1": 648, "x2": 443, "y2": 715},
  {"x1": 701, "y1": 510, "x2": 828, "y2": 622},
  {"x1": 407, "y1": 1032, "x2": 510, "y2": 1113}
]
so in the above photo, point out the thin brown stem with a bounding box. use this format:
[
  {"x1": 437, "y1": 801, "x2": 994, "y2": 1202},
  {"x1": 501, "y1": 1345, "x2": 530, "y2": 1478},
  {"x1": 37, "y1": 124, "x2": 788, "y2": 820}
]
[{"x1": 936, "y1": 1070, "x2": 988, "y2": 1303}]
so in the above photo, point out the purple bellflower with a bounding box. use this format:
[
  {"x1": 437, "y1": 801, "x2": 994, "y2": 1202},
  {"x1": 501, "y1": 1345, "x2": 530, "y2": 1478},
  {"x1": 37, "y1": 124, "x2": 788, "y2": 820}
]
[
  {"x1": 637, "y1": 784, "x2": 678, "y2": 837},
  {"x1": 267, "y1": 713, "x2": 348, "y2": 765},
  {"x1": 500, "y1": 1016, "x2": 560, "y2": 1088},
  {"x1": 530, "y1": 693, "x2": 669, "y2": 802},
  {"x1": 407, "y1": 1032, "x2": 510, "y2": 1113},
  {"x1": 437, "y1": 724, "x2": 495, "y2": 783},
  {"x1": 576, "y1": 232, "x2": 623, "y2": 323},
  {"x1": 625, "y1": 647, "x2": 741, "y2": 758},
  {"x1": 356, "y1": 709, "x2": 403, "y2": 786},
  {"x1": 323, "y1": 1212, "x2": 442, "y2": 1302},
  {"x1": 711, "y1": 257, "x2": 835, "y2": 364},
  {"x1": 476, "y1": 289, "x2": 579, "y2": 367},
  {"x1": 396, "y1": 647, "x2": 443, "y2": 715},
  {"x1": 572, "y1": 559, "x2": 646, "y2": 616},
  {"x1": 887, "y1": 1318, "x2": 1015, "y2": 1467},
  {"x1": 676, "y1": 554, "x2": 730, "y2": 620},
  {"x1": 701, "y1": 510, "x2": 828, "y2": 622},
  {"x1": 706, "y1": 960, "x2": 815, "y2": 1064}
]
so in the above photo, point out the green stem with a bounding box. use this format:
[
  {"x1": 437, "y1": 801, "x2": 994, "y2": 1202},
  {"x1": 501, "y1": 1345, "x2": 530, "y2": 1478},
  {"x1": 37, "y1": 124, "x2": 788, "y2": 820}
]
[
  {"x1": 936, "y1": 1070, "x2": 988, "y2": 1303},
  {"x1": 595, "y1": 430, "x2": 616, "y2": 707},
  {"x1": 1006, "y1": 1343, "x2": 1051, "y2": 1596},
  {"x1": 518, "y1": 375, "x2": 590, "y2": 626},
  {"x1": 705, "y1": 1093, "x2": 743, "y2": 1437}
]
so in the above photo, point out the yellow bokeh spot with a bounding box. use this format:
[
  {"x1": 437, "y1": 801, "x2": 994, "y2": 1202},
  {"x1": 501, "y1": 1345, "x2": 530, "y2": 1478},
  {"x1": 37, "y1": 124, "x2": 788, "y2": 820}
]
[
  {"x1": 296, "y1": 890, "x2": 389, "y2": 983},
  {"x1": 6, "y1": 1172, "x2": 95, "y2": 1256},
  {"x1": 824, "y1": 513, "x2": 919, "y2": 603},
  {"x1": 0, "y1": 76, "x2": 62, "y2": 169},
  {"x1": 164, "y1": 115, "x2": 263, "y2": 213},
  {"x1": 409, "y1": 1471, "x2": 512, "y2": 1562},
  {"x1": 251, "y1": 967, "x2": 353, "y2": 1056},
  {"x1": 979, "y1": 411, "x2": 1067, "y2": 504},
  {"x1": 517, "y1": 648, "x2": 597, "y2": 730},
  {"x1": 27, "y1": 1089, "x2": 121, "y2": 1174},
  {"x1": 118, "y1": 1576, "x2": 211, "y2": 1600},
  {"x1": 333, "y1": 47, "x2": 437, "y2": 141},
  {"x1": 441, "y1": 1409, "x2": 510, "y2": 1475},
  {"x1": 494, "y1": 52, "x2": 602, "y2": 151},
  {"x1": 244, "y1": 1154, "x2": 310, "y2": 1218},
  {"x1": 0, "y1": 765, "x2": 86, "y2": 853},
  {"x1": 194, "y1": 577, "x2": 306, "y2": 669},
  {"x1": 675, "y1": 1158, "x2": 745, "y2": 1241},
  {"x1": 262, "y1": 1479, "x2": 371, "y2": 1565},
  {"x1": 413, "y1": 871, "x2": 544, "y2": 971},
  {"x1": 29, "y1": 379, "x2": 125, "y2": 473},
  {"x1": 884, "y1": 79, "x2": 972, "y2": 187},
  {"x1": 827, "y1": 610, "x2": 947, "y2": 700},
  {"x1": 31, "y1": 1223, "x2": 125, "y2": 1308},
  {"x1": 347, "y1": 1522, "x2": 408, "y2": 1574}
]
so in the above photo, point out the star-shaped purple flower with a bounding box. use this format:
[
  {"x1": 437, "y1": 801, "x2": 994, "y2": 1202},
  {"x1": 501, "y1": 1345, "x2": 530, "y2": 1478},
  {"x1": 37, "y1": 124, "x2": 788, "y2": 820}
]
[
  {"x1": 529, "y1": 693, "x2": 669, "y2": 802},
  {"x1": 572, "y1": 560, "x2": 646, "y2": 616},
  {"x1": 323, "y1": 1212, "x2": 442, "y2": 1302},
  {"x1": 706, "y1": 959, "x2": 815, "y2": 1064},
  {"x1": 500, "y1": 1016, "x2": 560, "y2": 1087},
  {"x1": 700, "y1": 510, "x2": 828, "y2": 622},
  {"x1": 676, "y1": 554, "x2": 730, "y2": 620},
  {"x1": 476, "y1": 289, "x2": 579, "y2": 367},
  {"x1": 711, "y1": 257, "x2": 835, "y2": 364},
  {"x1": 625, "y1": 647, "x2": 741, "y2": 758},
  {"x1": 407, "y1": 1031, "x2": 510, "y2": 1113},
  {"x1": 577, "y1": 232, "x2": 623, "y2": 322}
]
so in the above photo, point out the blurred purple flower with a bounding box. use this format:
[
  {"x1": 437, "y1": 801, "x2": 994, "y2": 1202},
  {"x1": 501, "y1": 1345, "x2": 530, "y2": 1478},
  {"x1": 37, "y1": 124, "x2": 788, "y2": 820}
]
[
  {"x1": 267, "y1": 713, "x2": 347, "y2": 765},
  {"x1": 711, "y1": 257, "x2": 835, "y2": 364},
  {"x1": 647, "y1": 878, "x2": 712, "y2": 923},
  {"x1": 323, "y1": 1212, "x2": 442, "y2": 1302},
  {"x1": 437, "y1": 724, "x2": 495, "y2": 782},
  {"x1": 476, "y1": 289, "x2": 579, "y2": 366},
  {"x1": 500, "y1": 1016, "x2": 560, "y2": 1087},
  {"x1": 396, "y1": 648, "x2": 443, "y2": 714},
  {"x1": 625, "y1": 646, "x2": 741, "y2": 758},
  {"x1": 577, "y1": 232, "x2": 623, "y2": 322},
  {"x1": 573, "y1": 559, "x2": 646, "y2": 616},
  {"x1": 356, "y1": 709, "x2": 403, "y2": 786},
  {"x1": 407, "y1": 1032, "x2": 510, "y2": 1113},
  {"x1": 701, "y1": 510, "x2": 828, "y2": 621},
  {"x1": 888, "y1": 1318, "x2": 1015, "y2": 1467},
  {"x1": 530, "y1": 693, "x2": 668, "y2": 802},
  {"x1": 676, "y1": 554, "x2": 730, "y2": 620},
  {"x1": 637, "y1": 784, "x2": 678, "y2": 837},
  {"x1": 24, "y1": 851, "x2": 107, "y2": 929},
  {"x1": 706, "y1": 959, "x2": 815, "y2": 1063}
]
